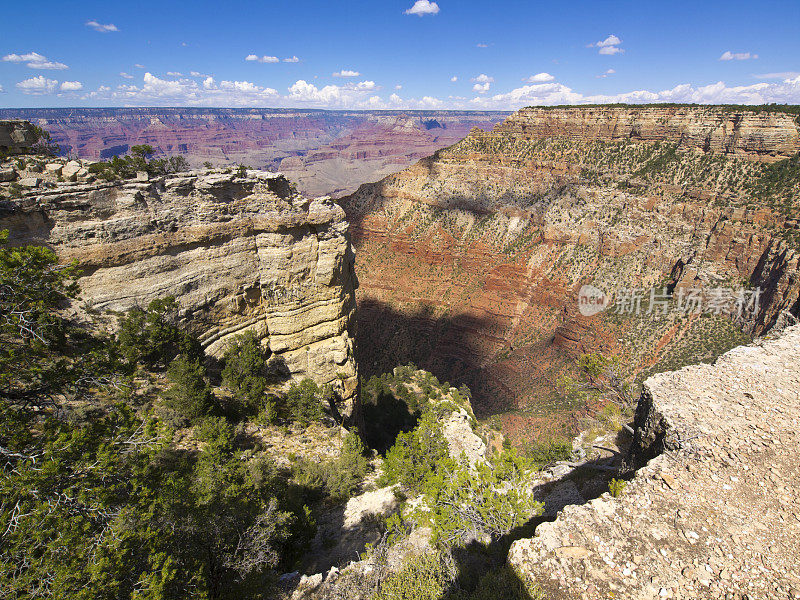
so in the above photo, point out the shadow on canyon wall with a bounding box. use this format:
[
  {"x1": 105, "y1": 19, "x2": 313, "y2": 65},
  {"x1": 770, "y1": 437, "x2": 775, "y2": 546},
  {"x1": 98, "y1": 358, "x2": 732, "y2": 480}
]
[{"x1": 355, "y1": 297, "x2": 521, "y2": 419}]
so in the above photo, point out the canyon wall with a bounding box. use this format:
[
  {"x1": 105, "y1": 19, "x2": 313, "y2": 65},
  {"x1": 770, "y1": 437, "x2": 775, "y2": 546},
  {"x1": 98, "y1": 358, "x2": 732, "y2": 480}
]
[
  {"x1": 0, "y1": 153, "x2": 359, "y2": 408},
  {"x1": 342, "y1": 106, "x2": 800, "y2": 432},
  {"x1": 0, "y1": 108, "x2": 509, "y2": 198}
]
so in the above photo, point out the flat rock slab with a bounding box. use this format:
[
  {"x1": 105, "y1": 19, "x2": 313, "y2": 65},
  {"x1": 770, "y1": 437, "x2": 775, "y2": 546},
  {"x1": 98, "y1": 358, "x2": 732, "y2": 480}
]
[{"x1": 509, "y1": 325, "x2": 800, "y2": 600}]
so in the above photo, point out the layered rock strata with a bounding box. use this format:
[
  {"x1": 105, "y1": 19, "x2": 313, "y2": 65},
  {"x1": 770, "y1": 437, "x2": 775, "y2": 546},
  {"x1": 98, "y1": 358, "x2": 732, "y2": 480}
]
[
  {"x1": 0, "y1": 166, "x2": 359, "y2": 405},
  {"x1": 342, "y1": 106, "x2": 800, "y2": 423},
  {"x1": 509, "y1": 324, "x2": 800, "y2": 600}
]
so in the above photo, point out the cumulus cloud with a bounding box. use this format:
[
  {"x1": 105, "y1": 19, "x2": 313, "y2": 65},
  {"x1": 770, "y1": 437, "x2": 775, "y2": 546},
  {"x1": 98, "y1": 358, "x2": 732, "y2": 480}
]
[
  {"x1": 2, "y1": 52, "x2": 68, "y2": 70},
  {"x1": 283, "y1": 56, "x2": 300, "y2": 63},
  {"x1": 70, "y1": 68, "x2": 800, "y2": 111},
  {"x1": 524, "y1": 72, "x2": 555, "y2": 83},
  {"x1": 333, "y1": 70, "x2": 360, "y2": 77},
  {"x1": 450, "y1": 76, "x2": 458, "y2": 82},
  {"x1": 597, "y1": 68, "x2": 616, "y2": 79},
  {"x1": 476, "y1": 43, "x2": 489, "y2": 48},
  {"x1": 719, "y1": 51, "x2": 758, "y2": 61},
  {"x1": 134, "y1": 64, "x2": 145, "y2": 69},
  {"x1": 120, "y1": 71, "x2": 133, "y2": 79},
  {"x1": 589, "y1": 34, "x2": 624, "y2": 55},
  {"x1": 395, "y1": 84, "x2": 402, "y2": 90},
  {"x1": 404, "y1": 0, "x2": 440, "y2": 16},
  {"x1": 0, "y1": 85, "x2": 4, "y2": 93},
  {"x1": 246, "y1": 54, "x2": 279, "y2": 63},
  {"x1": 166, "y1": 71, "x2": 183, "y2": 77},
  {"x1": 471, "y1": 73, "x2": 494, "y2": 93},
  {"x1": 16, "y1": 75, "x2": 59, "y2": 95},
  {"x1": 60, "y1": 81, "x2": 83, "y2": 91},
  {"x1": 467, "y1": 76, "x2": 800, "y2": 110},
  {"x1": 85, "y1": 20, "x2": 118, "y2": 33}
]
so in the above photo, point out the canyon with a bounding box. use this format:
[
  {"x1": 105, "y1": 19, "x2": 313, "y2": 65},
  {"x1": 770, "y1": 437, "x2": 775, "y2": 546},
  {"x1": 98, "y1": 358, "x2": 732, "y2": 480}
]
[
  {"x1": 342, "y1": 106, "x2": 800, "y2": 439},
  {"x1": 0, "y1": 108, "x2": 509, "y2": 198},
  {"x1": 0, "y1": 157, "x2": 360, "y2": 412}
]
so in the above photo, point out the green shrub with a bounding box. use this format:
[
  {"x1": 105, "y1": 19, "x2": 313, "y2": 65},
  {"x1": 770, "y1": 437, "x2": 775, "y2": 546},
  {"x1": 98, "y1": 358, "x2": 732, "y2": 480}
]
[
  {"x1": 162, "y1": 356, "x2": 215, "y2": 422},
  {"x1": 292, "y1": 429, "x2": 368, "y2": 502},
  {"x1": 380, "y1": 412, "x2": 452, "y2": 493},
  {"x1": 608, "y1": 478, "x2": 627, "y2": 497},
  {"x1": 374, "y1": 552, "x2": 454, "y2": 600},
  {"x1": 117, "y1": 296, "x2": 202, "y2": 370},
  {"x1": 221, "y1": 331, "x2": 271, "y2": 418},
  {"x1": 286, "y1": 378, "x2": 324, "y2": 425}
]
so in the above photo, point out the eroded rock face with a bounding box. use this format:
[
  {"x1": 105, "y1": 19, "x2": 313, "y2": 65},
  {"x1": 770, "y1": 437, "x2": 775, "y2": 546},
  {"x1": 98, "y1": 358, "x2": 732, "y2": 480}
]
[
  {"x1": 0, "y1": 120, "x2": 38, "y2": 155},
  {"x1": 341, "y1": 106, "x2": 800, "y2": 425},
  {"x1": 0, "y1": 168, "x2": 359, "y2": 405},
  {"x1": 508, "y1": 324, "x2": 800, "y2": 600}
]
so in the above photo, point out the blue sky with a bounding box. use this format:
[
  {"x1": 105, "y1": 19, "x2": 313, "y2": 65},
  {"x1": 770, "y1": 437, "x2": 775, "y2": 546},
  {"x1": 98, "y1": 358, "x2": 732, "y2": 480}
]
[{"x1": 1, "y1": 0, "x2": 799, "y2": 109}]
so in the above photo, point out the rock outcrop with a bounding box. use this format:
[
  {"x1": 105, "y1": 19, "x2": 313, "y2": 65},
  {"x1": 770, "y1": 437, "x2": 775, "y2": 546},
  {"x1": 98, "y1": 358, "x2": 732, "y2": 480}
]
[
  {"x1": 341, "y1": 105, "x2": 800, "y2": 430},
  {"x1": 508, "y1": 324, "x2": 800, "y2": 599},
  {"x1": 0, "y1": 120, "x2": 38, "y2": 155},
  {"x1": 0, "y1": 162, "x2": 359, "y2": 407}
]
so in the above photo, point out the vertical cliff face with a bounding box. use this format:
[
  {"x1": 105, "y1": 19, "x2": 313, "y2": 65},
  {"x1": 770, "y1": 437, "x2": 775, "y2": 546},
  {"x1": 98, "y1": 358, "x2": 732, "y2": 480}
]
[
  {"x1": 341, "y1": 106, "x2": 800, "y2": 429},
  {"x1": 0, "y1": 162, "x2": 359, "y2": 409}
]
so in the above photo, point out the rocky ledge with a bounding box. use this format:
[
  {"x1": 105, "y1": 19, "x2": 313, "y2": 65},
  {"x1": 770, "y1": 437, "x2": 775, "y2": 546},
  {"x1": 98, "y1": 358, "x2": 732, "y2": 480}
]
[
  {"x1": 492, "y1": 106, "x2": 800, "y2": 160},
  {"x1": 508, "y1": 324, "x2": 800, "y2": 599},
  {"x1": 0, "y1": 166, "x2": 359, "y2": 406}
]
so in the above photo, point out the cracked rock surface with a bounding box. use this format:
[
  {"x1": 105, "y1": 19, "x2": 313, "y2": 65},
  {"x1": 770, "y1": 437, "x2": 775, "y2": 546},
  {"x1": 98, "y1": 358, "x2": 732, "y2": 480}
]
[{"x1": 509, "y1": 325, "x2": 800, "y2": 599}]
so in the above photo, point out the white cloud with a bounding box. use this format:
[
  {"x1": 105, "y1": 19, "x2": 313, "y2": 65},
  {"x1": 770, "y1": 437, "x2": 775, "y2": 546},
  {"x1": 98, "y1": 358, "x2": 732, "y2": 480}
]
[
  {"x1": 395, "y1": 84, "x2": 402, "y2": 90},
  {"x1": 589, "y1": 34, "x2": 624, "y2": 55},
  {"x1": 60, "y1": 81, "x2": 83, "y2": 91},
  {"x1": 596, "y1": 34, "x2": 621, "y2": 48},
  {"x1": 524, "y1": 72, "x2": 555, "y2": 83},
  {"x1": 473, "y1": 82, "x2": 490, "y2": 93},
  {"x1": 0, "y1": 85, "x2": 4, "y2": 93},
  {"x1": 246, "y1": 54, "x2": 279, "y2": 63},
  {"x1": 284, "y1": 56, "x2": 300, "y2": 63},
  {"x1": 719, "y1": 51, "x2": 758, "y2": 61},
  {"x1": 356, "y1": 80, "x2": 376, "y2": 90},
  {"x1": 2, "y1": 52, "x2": 68, "y2": 70},
  {"x1": 476, "y1": 43, "x2": 489, "y2": 48},
  {"x1": 467, "y1": 76, "x2": 800, "y2": 110},
  {"x1": 134, "y1": 64, "x2": 145, "y2": 69},
  {"x1": 85, "y1": 20, "x2": 118, "y2": 33},
  {"x1": 472, "y1": 74, "x2": 494, "y2": 84},
  {"x1": 754, "y1": 71, "x2": 800, "y2": 80},
  {"x1": 333, "y1": 70, "x2": 360, "y2": 77},
  {"x1": 166, "y1": 71, "x2": 183, "y2": 77},
  {"x1": 404, "y1": 0, "x2": 440, "y2": 16},
  {"x1": 16, "y1": 75, "x2": 58, "y2": 95},
  {"x1": 597, "y1": 68, "x2": 616, "y2": 79},
  {"x1": 120, "y1": 71, "x2": 133, "y2": 79},
  {"x1": 203, "y1": 77, "x2": 215, "y2": 89},
  {"x1": 450, "y1": 76, "x2": 458, "y2": 82}
]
